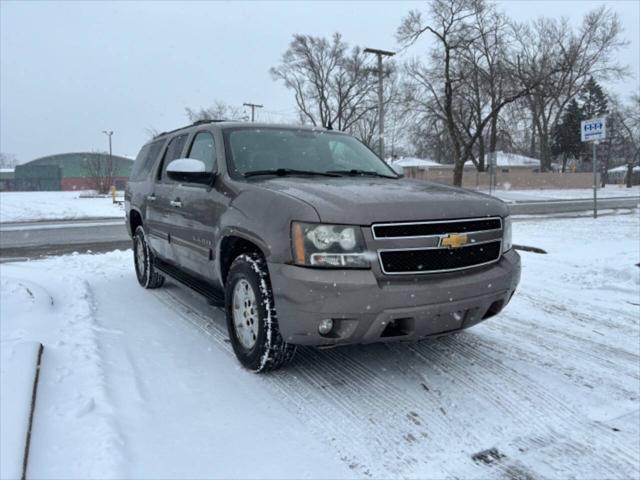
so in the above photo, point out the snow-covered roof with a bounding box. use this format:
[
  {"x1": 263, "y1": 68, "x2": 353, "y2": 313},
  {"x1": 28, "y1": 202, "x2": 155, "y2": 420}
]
[
  {"x1": 465, "y1": 151, "x2": 541, "y2": 168},
  {"x1": 391, "y1": 157, "x2": 441, "y2": 168},
  {"x1": 608, "y1": 165, "x2": 640, "y2": 173},
  {"x1": 0, "y1": 168, "x2": 15, "y2": 173}
]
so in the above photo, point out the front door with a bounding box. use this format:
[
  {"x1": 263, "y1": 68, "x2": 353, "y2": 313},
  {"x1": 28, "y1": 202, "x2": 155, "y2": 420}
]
[
  {"x1": 170, "y1": 130, "x2": 227, "y2": 281},
  {"x1": 146, "y1": 133, "x2": 189, "y2": 263}
]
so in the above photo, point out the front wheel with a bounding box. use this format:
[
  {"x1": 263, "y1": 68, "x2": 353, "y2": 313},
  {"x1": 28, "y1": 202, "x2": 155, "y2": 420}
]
[
  {"x1": 133, "y1": 226, "x2": 165, "y2": 289},
  {"x1": 225, "y1": 253, "x2": 296, "y2": 372}
]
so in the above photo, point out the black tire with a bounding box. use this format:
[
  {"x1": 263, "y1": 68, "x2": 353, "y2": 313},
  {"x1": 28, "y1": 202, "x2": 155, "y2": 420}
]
[
  {"x1": 133, "y1": 226, "x2": 165, "y2": 289},
  {"x1": 225, "y1": 253, "x2": 296, "y2": 372}
]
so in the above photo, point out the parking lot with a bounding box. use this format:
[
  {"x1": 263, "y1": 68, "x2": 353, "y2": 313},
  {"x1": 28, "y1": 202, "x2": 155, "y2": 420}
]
[{"x1": 1, "y1": 212, "x2": 638, "y2": 478}]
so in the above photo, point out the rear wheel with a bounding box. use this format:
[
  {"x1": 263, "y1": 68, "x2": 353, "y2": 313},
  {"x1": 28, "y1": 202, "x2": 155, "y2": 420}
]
[
  {"x1": 133, "y1": 226, "x2": 165, "y2": 289},
  {"x1": 225, "y1": 253, "x2": 296, "y2": 372}
]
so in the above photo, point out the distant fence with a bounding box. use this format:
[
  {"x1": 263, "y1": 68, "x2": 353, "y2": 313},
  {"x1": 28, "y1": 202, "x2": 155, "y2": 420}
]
[{"x1": 403, "y1": 166, "x2": 598, "y2": 189}]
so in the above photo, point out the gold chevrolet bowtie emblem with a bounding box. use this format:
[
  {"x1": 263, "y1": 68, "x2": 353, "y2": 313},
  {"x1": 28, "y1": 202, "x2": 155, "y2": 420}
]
[{"x1": 440, "y1": 233, "x2": 468, "y2": 249}]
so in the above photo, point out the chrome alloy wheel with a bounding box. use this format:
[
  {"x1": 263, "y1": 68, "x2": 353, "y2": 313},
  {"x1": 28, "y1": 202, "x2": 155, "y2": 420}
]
[{"x1": 232, "y1": 279, "x2": 259, "y2": 349}]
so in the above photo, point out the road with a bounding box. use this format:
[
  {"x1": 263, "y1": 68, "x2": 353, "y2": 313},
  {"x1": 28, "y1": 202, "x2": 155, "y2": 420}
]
[
  {"x1": 0, "y1": 218, "x2": 129, "y2": 259},
  {"x1": 0, "y1": 196, "x2": 637, "y2": 260}
]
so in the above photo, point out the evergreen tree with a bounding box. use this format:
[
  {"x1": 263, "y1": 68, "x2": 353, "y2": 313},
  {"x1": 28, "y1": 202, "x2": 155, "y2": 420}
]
[
  {"x1": 578, "y1": 77, "x2": 609, "y2": 184},
  {"x1": 552, "y1": 99, "x2": 585, "y2": 171},
  {"x1": 579, "y1": 77, "x2": 609, "y2": 118}
]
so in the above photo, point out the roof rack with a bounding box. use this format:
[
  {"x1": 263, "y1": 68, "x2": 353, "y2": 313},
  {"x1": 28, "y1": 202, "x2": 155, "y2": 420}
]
[{"x1": 154, "y1": 119, "x2": 227, "y2": 139}]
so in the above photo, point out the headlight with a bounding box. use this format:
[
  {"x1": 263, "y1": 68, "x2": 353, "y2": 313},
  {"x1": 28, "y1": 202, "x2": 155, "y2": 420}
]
[
  {"x1": 292, "y1": 222, "x2": 370, "y2": 268},
  {"x1": 502, "y1": 216, "x2": 512, "y2": 253}
]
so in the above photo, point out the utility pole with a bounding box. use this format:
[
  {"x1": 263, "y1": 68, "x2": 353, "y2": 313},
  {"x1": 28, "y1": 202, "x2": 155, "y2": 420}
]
[
  {"x1": 243, "y1": 103, "x2": 263, "y2": 122},
  {"x1": 364, "y1": 47, "x2": 395, "y2": 159}
]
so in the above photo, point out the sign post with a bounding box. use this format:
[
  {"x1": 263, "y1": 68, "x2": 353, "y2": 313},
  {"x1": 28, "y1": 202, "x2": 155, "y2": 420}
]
[{"x1": 581, "y1": 117, "x2": 606, "y2": 218}]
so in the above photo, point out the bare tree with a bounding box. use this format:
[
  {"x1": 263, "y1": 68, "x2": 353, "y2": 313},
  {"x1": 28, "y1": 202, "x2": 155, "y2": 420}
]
[
  {"x1": 145, "y1": 127, "x2": 160, "y2": 139},
  {"x1": 185, "y1": 100, "x2": 247, "y2": 122},
  {"x1": 0, "y1": 153, "x2": 18, "y2": 169},
  {"x1": 398, "y1": 0, "x2": 554, "y2": 185},
  {"x1": 83, "y1": 152, "x2": 114, "y2": 194},
  {"x1": 271, "y1": 33, "x2": 377, "y2": 132},
  {"x1": 607, "y1": 94, "x2": 640, "y2": 187},
  {"x1": 514, "y1": 7, "x2": 628, "y2": 171}
]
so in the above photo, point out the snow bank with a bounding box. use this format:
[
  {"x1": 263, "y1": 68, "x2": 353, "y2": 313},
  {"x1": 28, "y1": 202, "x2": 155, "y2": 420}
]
[
  {"x1": 0, "y1": 191, "x2": 125, "y2": 223},
  {"x1": 0, "y1": 265, "x2": 124, "y2": 478}
]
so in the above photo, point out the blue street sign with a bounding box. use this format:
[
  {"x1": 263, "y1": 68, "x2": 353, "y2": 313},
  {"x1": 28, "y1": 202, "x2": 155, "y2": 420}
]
[{"x1": 581, "y1": 117, "x2": 606, "y2": 142}]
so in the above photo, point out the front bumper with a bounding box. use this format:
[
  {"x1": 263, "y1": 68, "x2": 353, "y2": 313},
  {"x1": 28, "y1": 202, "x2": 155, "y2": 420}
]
[{"x1": 269, "y1": 249, "x2": 521, "y2": 346}]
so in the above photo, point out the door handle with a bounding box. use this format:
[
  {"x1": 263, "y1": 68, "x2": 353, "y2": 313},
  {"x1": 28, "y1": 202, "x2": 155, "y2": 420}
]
[
  {"x1": 170, "y1": 199, "x2": 182, "y2": 208},
  {"x1": 147, "y1": 195, "x2": 157, "y2": 202}
]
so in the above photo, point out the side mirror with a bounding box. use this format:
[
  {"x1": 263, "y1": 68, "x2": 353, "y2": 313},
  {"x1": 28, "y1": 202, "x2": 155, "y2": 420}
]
[{"x1": 166, "y1": 158, "x2": 211, "y2": 183}]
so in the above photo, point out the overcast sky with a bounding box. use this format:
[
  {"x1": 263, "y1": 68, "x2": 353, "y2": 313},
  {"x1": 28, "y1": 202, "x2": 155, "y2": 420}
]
[{"x1": 1, "y1": 0, "x2": 638, "y2": 162}]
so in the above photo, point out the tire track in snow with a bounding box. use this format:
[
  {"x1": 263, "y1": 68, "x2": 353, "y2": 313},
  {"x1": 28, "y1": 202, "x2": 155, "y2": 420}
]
[
  {"x1": 150, "y1": 281, "x2": 639, "y2": 478},
  {"x1": 497, "y1": 313, "x2": 639, "y2": 381},
  {"x1": 429, "y1": 331, "x2": 640, "y2": 477}
]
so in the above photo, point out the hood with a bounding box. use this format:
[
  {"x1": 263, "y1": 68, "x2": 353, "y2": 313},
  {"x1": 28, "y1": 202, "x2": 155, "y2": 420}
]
[{"x1": 247, "y1": 177, "x2": 508, "y2": 224}]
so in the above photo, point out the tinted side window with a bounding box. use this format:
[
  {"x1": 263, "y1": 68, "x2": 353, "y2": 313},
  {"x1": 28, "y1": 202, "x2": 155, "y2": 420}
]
[
  {"x1": 187, "y1": 131, "x2": 216, "y2": 173},
  {"x1": 130, "y1": 144, "x2": 151, "y2": 181},
  {"x1": 131, "y1": 140, "x2": 164, "y2": 181},
  {"x1": 159, "y1": 134, "x2": 189, "y2": 181}
]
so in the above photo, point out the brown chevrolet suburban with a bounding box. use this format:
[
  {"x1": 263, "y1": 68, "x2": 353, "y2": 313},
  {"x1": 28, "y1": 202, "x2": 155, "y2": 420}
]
[{"x1": 125, "y1": 120, "x2": 520, "y2": 372}]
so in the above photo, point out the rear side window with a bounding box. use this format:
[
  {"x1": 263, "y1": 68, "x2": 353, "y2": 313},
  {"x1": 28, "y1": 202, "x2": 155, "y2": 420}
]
[
  {"x1": 130, "y1": 140, "x2": 164, "y2": 181},
  {"x1": 187, "y1": 131, "x2": 217, "y2": 173},
  {"x1": 159, "y1": 134, "x2": 189, "y2": 181}
]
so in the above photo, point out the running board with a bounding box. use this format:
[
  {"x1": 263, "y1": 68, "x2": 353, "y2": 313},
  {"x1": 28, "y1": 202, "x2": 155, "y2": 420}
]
[{"x1": 154, "y1": 258, "x2": 225, "y2": 307}]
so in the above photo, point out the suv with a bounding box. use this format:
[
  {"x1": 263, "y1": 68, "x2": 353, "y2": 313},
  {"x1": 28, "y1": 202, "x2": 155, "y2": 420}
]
[{"x1": 126, "y1": 121, "x2": 520, "y2": 372}]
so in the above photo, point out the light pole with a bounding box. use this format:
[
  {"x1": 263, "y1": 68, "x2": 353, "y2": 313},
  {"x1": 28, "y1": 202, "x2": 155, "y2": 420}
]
[
  {"x1": 102, "y1": 130, "x2": 113, "y2": 194},
  {"x1": 102, "y1": 130, "x2": 113, "y2": 158},
  {"x1": 364, "y1": 47, "x2": 395, "y2": 159}
]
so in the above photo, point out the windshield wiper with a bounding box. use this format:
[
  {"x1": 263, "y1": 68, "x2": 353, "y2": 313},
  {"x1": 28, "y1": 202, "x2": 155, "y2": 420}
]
[
  {"x1": 244, "y1": 168, "x2": 341, "y2": 178},
  {"x1": 326, "y1": 169, "x2": 398, "y2": 179}
]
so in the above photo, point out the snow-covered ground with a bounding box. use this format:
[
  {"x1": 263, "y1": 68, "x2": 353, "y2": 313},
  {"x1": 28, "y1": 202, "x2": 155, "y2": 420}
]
[
  {"x1": 486, "y1": 186, "x2": 640, "y2": 202},
  {"x1": 1, "y1": 213, "x2": 639, "y2": 478},
  {"x1": 0, "y1": 192, "x2": 124, "y2": 223}
]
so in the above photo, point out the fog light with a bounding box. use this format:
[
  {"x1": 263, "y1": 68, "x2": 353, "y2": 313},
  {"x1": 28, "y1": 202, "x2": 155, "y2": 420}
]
[
  {"x1": 452, "y1": 310, "x2": 465, "y2": 321},
  {"x1": 318, "y1": 318, "x2": 334, "y2": 336}
]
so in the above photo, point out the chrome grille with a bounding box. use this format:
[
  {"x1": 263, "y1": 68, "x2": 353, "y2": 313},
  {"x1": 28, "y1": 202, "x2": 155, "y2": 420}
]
[{"x1": 372, "y1": 217, "x2": 503, "y2": 275}]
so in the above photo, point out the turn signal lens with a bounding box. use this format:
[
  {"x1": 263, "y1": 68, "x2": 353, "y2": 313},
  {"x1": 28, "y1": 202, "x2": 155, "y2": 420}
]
[{"x1": 502, "y1": 216, "x2": 513, "y2": 253}]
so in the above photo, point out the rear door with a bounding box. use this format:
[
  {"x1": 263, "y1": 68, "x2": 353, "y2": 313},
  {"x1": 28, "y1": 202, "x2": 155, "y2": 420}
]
[
  {"x1": 170, "y1": 130, "x2": 228, "y2": 280},
  {"x1": 146, "y1": 133, "x2": 189, "y2": 263}
]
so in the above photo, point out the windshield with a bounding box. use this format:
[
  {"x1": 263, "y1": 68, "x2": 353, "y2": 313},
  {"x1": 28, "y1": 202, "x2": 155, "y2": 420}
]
[{"x1": 224, "y1": 127, "x2": 398, "y2": 178}]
